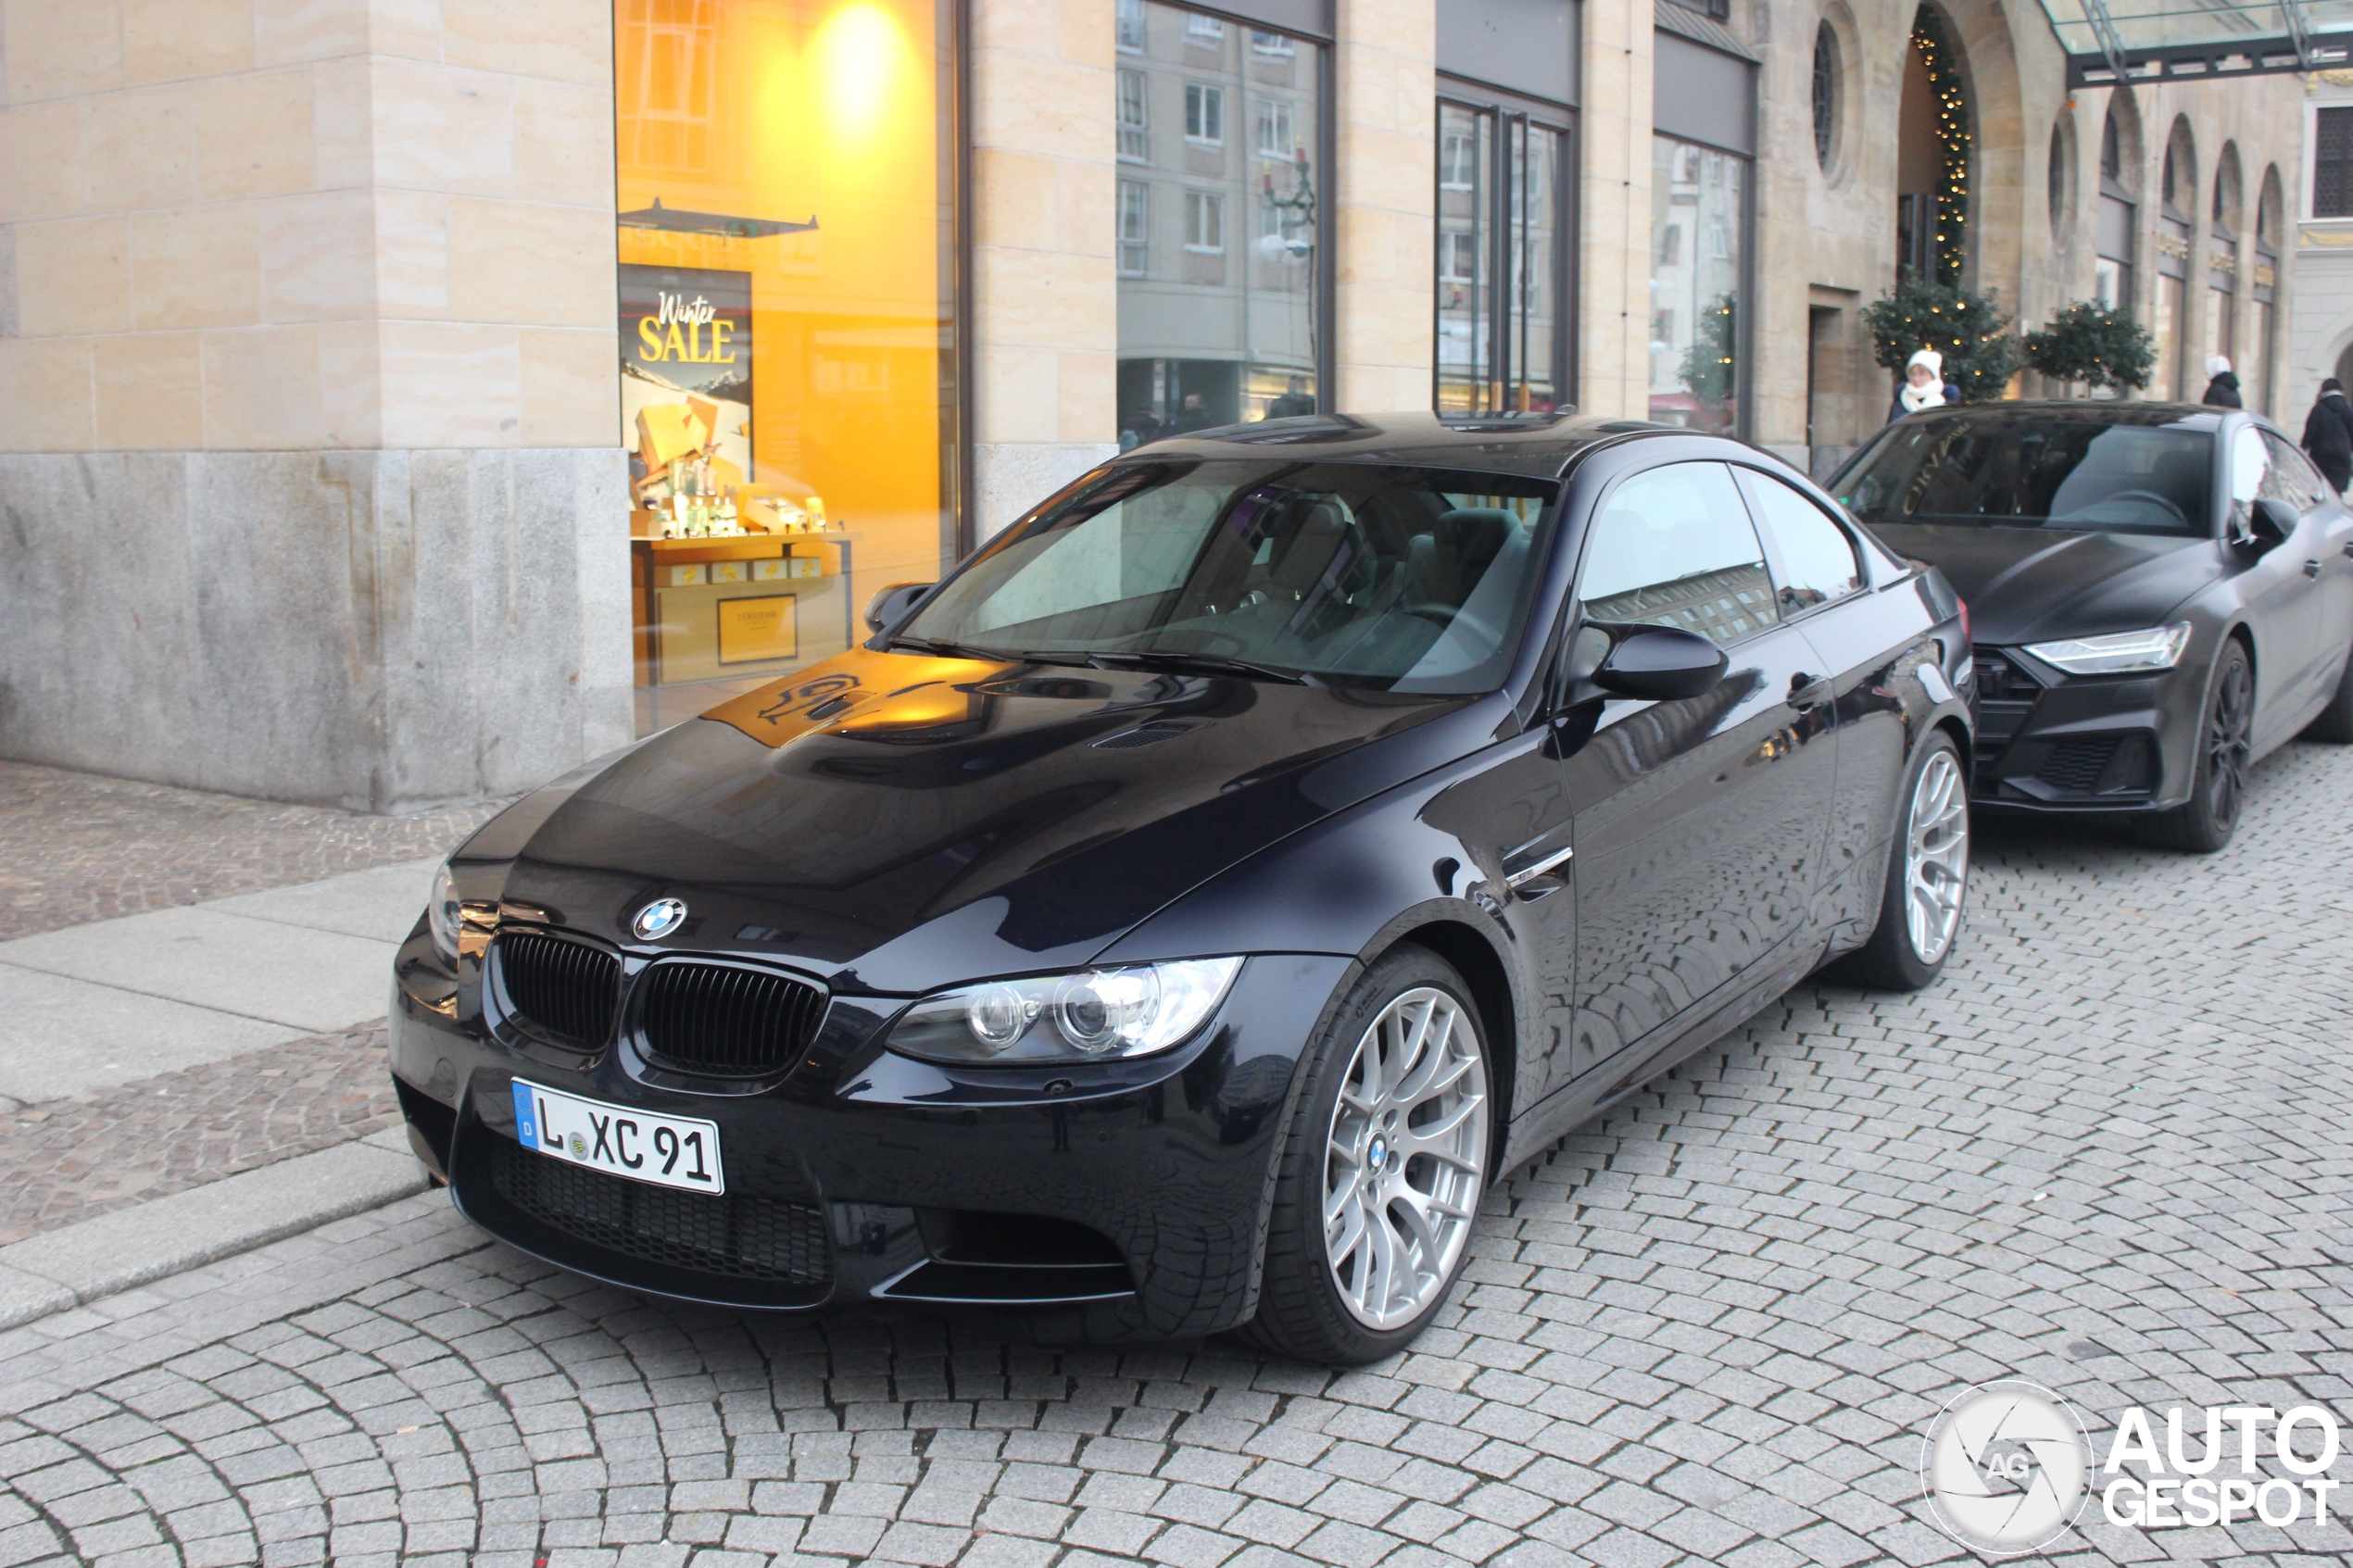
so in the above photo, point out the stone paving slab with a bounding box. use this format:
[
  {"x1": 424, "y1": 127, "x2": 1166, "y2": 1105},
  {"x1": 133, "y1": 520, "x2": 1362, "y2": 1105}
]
[
  {"x1": 0, "y1": 966, "x2": 305, "y2": 1107},
  {"x1": 0, "y1": 759, "x2": 498, "y2": 942},
  {"x1": 0, "y1": 907, "x2": 396, "y2": 1035},
  {"x1": 201, "y1": 860, "x2": 440, "y2": 945},
  {"x1": 0, "y1": 1023, "x2": 397, "y2": 1246},
  {"x1": 3, "y1": 741, "x2": 2353, "y2": 1567}
]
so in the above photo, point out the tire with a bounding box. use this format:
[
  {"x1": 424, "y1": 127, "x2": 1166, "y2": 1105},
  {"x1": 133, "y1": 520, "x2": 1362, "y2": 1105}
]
[
  {"x1": 1832, "y1": 731, "x2": 1969, "y2": 991},
  {"x1": 1243, "y1": 947, "x2": 1494, "y2": 1364},
  {"x1": 2145, "y1": 640, "x2": 2254, "y2": 853},
  {"x1": 2303, "y1": 635, "x2": 2353, "y2": 744}
]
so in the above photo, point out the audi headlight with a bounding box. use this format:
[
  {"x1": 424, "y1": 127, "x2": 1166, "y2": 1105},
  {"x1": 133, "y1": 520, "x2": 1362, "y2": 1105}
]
[
  {"x1": 2023, "y1": 622, "x2": 2192, "y2": 675},
  {"x1": 883, "y1": 957, "x2": 1244, "y2": 1065},
  {"x1": 427, "y1": 862, "x2": 463, "y2": 960}
]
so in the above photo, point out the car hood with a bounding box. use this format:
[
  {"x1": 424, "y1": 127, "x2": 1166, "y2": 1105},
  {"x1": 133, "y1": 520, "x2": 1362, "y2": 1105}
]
[
  {"x1": 1866, "y1": 523, "x2": 2219, "y2": 646},
  {"x1": 459, "y1": 646, "x2": 1487, "y2": 992}
]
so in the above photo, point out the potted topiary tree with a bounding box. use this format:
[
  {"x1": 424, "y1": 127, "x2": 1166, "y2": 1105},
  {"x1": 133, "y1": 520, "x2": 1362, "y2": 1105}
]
[
  {"x1": 1862, "y1": 276, "x2": 2022, "y2": 407},
  {"x1": 2021, "y1": 303, "x2": 2157, "y2": 397}
]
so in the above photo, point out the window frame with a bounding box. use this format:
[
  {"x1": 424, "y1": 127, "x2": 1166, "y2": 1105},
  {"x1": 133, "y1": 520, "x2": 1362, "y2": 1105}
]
[
  {"x1": 1117, "y1": 69, "x2": 1151, "y2": 165},
  {"x1": 1567, "y1": 459, "x2": 1787, "y2": 656},
  {"x1": 1183, "y1": 188, "x2": 1226, "y2": 252},
  {"x1": 1730, "y1": 464, "x2": 1869, "y2": 622},
  {"x1": 1184, "y1": 82, "x2": 1224, "y2": 146},
  {"x1": 2315, "y1": 104, "x2": 2353, "y2": 220},
  {"x1": 1432, "y1": 81, "x2": 1577, "y2": 417},
  {"x1": 1117, "y1": 179, "x2": 1151, "y2": 276}
]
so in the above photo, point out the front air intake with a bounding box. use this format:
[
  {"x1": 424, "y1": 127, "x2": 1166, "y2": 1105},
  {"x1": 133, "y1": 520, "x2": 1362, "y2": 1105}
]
[
  {"x1": 635, "y1": 960, "x2": 829, "y2": 1078},
  {"x1": 492, "y1": 932, "x2": 621, "y2": 1051}
]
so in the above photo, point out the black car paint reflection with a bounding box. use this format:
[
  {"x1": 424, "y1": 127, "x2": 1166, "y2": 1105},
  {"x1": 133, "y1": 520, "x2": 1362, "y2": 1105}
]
[{"x1": 391, "y1": 412, "x2": 1970, "y2": 1340}]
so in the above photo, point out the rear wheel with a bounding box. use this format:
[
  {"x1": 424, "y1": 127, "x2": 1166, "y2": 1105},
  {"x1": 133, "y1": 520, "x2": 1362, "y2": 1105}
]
[
  {"x1": 2146, "y1": 640, "x2": 2253, "y2": 852},
  {"x1": 2302, "y1": 635, "x2": 2353, "y2": 744},
  {"x1": 1244, "y1": 947, "x2": 1491, "y2": 1364},
  {"x1": 1834, "y1": 732, "x2": 1969, "y2": 991}
]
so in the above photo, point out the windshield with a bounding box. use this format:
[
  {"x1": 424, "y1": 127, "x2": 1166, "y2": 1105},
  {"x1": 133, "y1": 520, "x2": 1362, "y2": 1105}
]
[
  {"x1": 900, "y1": 460, "x2": 1559, "y2": 691},
  {"x1": 1837, "y1": 413, "x2": 2214, "y2": 535}
]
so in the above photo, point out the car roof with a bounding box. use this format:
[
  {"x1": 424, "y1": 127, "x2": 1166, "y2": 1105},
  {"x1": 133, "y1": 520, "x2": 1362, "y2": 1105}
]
[
  {"x1": 1118, "y1": 410, "x2": 1698, "y2": 479},
  {"x1": 1889, "y1": 399, "x2": 2232, "y2": 433}
]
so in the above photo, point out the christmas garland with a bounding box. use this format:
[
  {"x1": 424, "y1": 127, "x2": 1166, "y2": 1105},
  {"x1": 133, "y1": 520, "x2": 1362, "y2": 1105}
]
[{"x1": 1911, "y1": 6, "x2": 1970, "y2": 284}]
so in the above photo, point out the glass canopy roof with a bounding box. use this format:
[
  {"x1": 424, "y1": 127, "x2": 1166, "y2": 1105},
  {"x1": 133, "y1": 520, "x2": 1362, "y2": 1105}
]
[{"x1": 2034, "y1": 0, "x2": 2353, "y2": 84}]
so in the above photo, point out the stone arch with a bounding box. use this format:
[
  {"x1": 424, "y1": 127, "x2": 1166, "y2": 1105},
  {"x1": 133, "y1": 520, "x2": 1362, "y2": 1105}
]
[
  {"x1": 2161, "y1": 114, "x2": 2198, "y2": 218},
  {"x1": 2258, "y1": 160, "x2": 2284, "y2": 245},
  {"x1": 2103, "y1": 87, "x2": 2145, "y2": 199},
  {"x1": 1815, "y1": 0, "x2": 1865, "y2": 191},
  {"x1": 2213, "y1": 140, "x2": 2245, "y2": 232},
  {"x1": 2047, "y1": 105, "x2": 2078, "y2": 251}
]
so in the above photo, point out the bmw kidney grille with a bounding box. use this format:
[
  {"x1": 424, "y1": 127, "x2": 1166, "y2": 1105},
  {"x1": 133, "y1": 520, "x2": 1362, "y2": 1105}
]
[{"x1": 635, "y1": 960, "x2": 829, "y2": 1077}]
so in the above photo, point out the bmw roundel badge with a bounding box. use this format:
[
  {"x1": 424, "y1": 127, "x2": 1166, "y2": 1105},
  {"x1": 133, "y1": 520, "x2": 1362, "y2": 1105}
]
[{"x1": 632, "y1": 897, "x2": 687, "y2": 941}]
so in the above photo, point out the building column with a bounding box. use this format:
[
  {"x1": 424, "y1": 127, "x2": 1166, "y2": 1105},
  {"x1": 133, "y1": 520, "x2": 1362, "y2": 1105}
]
[
  {"x1": 1331, "y1": 0, "x2": 1435, "y2": 410},
  {"x1": 1576, "y1": 0, "x2": 1654, "y2": 419},
  {"x1": 968, "y1": 0, "x2": 1118, "y2": 537}
]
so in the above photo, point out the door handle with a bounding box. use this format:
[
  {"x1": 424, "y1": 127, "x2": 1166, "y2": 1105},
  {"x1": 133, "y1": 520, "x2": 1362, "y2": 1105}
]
[
  {"x1": 2307, "y1": 558, "x2": 2324, "y2": 579},
  {"x1": 1789, "y1": 672, "x2": 1831, "y2": 709},
  {"x1": 1503, "y1": 844, "x2": 1573, "y2": 894}
]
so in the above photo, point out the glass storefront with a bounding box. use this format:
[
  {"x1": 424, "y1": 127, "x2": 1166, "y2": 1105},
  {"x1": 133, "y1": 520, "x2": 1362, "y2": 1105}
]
[
  {"x1": 1649, "y1": 134, "x2": 1744, "y2": 434},
  {"x1": 1435, "y1": 91, "x2": 1571, "y2": 414},
  {"x1": 615, "y1": 0, "x2": 961, "y2": 732},
  {"x1": 1114, "y1": 0, "x2": 1327, "y2": 445}
]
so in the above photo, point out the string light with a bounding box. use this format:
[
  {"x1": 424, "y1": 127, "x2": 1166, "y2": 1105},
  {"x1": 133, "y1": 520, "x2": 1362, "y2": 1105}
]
[{"x1": 1912, "y1": 6, "x2": 1971, "y2": 284}]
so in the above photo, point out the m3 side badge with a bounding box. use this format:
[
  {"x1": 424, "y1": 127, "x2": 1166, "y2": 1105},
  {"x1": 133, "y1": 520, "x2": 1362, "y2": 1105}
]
[{"x1": 632, "y1": 897, "x2": 687, "y2": 940}]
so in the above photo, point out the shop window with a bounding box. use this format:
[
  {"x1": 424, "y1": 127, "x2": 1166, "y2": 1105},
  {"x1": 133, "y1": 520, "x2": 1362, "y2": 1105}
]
[
  {"x1": 1649, "y1": 132, "x2": 1745, "y2": 435},
  {"x1": 1119, "y1": 181, "x2": 1151, "y2": 275},
  {"x1": 1434, "y1": 93, "x2": 1571, "y2": 417},
  {"x1": 1118, "y1": 69, "x2": 1151, "y2": 164},
  {"x1": 1116, "y1": 0, "x2": 1326, "y2": 446},
  {"x1": 614, "y1": 0, "x2": 961, "y2": 732},
  {"x1": 1185, "y1": 83, "x2": 1224, "y2": 145}
]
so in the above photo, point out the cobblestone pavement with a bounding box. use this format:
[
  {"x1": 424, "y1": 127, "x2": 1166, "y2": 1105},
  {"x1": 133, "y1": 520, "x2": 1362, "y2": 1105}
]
[
  {"x1": 0, "y1": 1025, "x2": 396, "y2": 1246},
  {"x1": 6, "y1": 742, "x2": 2353, "y2": 1568},
  {"x1": 0, "y1": 762, "x2": 500, "y2": 942}
]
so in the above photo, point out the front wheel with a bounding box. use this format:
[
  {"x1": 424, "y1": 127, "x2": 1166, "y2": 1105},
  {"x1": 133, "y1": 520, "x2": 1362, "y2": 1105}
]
[
  {"x1": 1243, "y1": 947, "x2": 1492, "y2": 1364},
  {"x1": 2145, "y1": 641, "x2": 2253, "y2": 852},
  {"x1": 1833, "y1": 731, "x2": 1969, "y2": 990}
]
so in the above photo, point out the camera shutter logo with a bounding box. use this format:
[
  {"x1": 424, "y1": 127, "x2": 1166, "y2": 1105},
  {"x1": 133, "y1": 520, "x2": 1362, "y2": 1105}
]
[
  {"x1": 1922, "y1": 1380, "x2": 2093, "y2": 1554},
  {"x1": 633, "y1": 898, "x2": 688, "y2": 940}
]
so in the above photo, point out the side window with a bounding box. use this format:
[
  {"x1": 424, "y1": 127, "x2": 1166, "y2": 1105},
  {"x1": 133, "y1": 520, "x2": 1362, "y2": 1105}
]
[
  {"x1": 2261, "y1": 431, "x2": 2327, "y2": 510},
  {"x1": 2227, "y1": 424, "x2": 2270, "y2": 532},
  {"x1": 1742, "y1": 470, "x2": 1864, "y2": 612},
  {"x1": 1578, "y1": 462, "x2": 1780, "y2": 646}
]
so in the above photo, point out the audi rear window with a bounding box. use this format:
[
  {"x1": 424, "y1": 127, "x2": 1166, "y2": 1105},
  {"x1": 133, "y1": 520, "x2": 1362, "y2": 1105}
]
[{"x1": 1837, "y1": 414, "x2": 2213, "y2": 536}]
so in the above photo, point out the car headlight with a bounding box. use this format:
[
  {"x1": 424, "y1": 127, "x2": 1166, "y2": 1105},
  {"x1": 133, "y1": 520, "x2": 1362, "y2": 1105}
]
[
  {"x1": 2023, "y1": 622, "x2": 2192, "y2": 675},
  {"x1": 882, "y1": 957, "x2": 1244, "y2": 1065},
  {"x1": 427, "y1": 863, "x2": 463, "y2": 960}
]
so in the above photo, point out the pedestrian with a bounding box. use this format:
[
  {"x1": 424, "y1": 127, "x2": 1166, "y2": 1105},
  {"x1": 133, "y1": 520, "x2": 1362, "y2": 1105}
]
[
  {"x1": 1887, "y1": 348, "x2": 1961, "y2": 422},
  {"x1": 2201, "y1": 355, "x2": 2242, "y2": 408},
  {"x1": 2302, "y1": 378, "x2": 2353, "y2": 495}
]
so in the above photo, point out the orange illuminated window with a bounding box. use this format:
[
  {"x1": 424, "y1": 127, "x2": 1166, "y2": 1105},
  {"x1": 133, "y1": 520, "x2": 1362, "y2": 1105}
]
[{"x1": 616, "y1": 0, "x2": 961, "y2": 728}]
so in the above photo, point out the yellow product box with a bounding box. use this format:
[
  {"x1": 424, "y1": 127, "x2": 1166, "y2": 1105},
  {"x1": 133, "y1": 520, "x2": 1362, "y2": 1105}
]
[
  {"x1": 711, "y1": 560, "x2": 750, "y2": 584},
  {"x1": 751, "y1": 558, "x2": 790, "y2": 582},
  {"x1": 665, "y1": 563, "x2": 708, "y2": 587}
]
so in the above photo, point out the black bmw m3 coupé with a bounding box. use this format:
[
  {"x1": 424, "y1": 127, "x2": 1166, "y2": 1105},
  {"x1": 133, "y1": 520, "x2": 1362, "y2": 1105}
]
[{"x1": 392, "y1": 412, "x2": 1972, "y2": 1363}]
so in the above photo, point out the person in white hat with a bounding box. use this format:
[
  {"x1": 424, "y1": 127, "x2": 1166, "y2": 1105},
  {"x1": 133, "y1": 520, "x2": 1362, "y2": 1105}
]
[
  {"x1": 1888, "y1": 347, "x2": 1960, "y2": 422},
  {"x1": 2200, "y1": 355, "x2": 2242, "y2": 408}
]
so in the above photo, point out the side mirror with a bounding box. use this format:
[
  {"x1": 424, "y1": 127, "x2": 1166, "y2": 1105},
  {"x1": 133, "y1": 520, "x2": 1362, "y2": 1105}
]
[
  {"x1": 1592, "y1": 624, "x2": 1728, "y2": 702},
  {"x1": 865, "y1": 582, "x2": 937, "y2": 635},
  {"x1": 2249, "y1": 496, "x2": 2298, "y2": 547}
]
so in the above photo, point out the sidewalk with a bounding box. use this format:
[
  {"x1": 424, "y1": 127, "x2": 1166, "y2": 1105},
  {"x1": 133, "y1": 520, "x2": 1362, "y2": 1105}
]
[{"x1": 0, "y1": 762, "x2": 501, "y2": 1327}]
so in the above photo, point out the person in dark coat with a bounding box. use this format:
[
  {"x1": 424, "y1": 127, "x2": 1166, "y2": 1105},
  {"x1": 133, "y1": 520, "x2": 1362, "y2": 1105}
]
[
  {"x1": 2200, "y1": 355, "x2": 2243, "y2": 408},
  {"x1": 2302, "y1": 378, "x2": 2353, "y2": 494},
  {"x1": 1887, "y1": 348, "x2": 1962, "y2": 422}
]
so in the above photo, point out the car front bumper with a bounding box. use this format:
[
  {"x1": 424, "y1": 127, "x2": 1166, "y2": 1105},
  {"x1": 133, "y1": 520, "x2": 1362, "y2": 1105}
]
[
  {"x1": 1969, "y1": 646, "x2": 2198, "y2": 811},
  {"x1": 389, "y1": 934, "x2": 1349, "y2": 1341}
]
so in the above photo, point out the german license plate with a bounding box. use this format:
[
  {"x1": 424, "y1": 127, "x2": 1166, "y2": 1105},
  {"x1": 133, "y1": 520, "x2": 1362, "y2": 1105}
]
[{"x1": 510, "y1": 1079, "x2": 726, "y2": 1195}]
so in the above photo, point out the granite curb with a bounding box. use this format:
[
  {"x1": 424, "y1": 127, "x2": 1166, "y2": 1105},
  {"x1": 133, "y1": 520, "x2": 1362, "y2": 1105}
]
[{"x1": 0, "y1": 1124, "x2": 431, "y2": 1331}]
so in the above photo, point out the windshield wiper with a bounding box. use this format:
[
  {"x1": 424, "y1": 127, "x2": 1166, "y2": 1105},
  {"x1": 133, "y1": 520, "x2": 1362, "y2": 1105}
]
[
  {"x1": 885, "y1": 636, "x2": 1101, "y2": 669},
  {"x1": 1086, "y1": 649, "x2": 1313, "y2": 684}
]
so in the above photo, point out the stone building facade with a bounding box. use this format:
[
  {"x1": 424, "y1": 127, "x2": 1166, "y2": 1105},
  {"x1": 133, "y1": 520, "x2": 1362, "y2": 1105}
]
[
  {"x1": 2292, "y1": 71, "x2": 2353, "y2": 433},
  {"x1": 0, "y1": 0, "x2": 2309, "y2": 808}
]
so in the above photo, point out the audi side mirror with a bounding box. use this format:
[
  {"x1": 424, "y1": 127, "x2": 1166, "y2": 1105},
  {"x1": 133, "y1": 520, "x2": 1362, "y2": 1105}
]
[
  {"x1": 1592, "y1": 624, "x2": 1728, "y2": 702},
  {"x1": 865, "y1": 582, "x2": 937, "y2": 635},
  {"x1": 2248, "y1": 496, "x2": 2298, "y2": 548}
]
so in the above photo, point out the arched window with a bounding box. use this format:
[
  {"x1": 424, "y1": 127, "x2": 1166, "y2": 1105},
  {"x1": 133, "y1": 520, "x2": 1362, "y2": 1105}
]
[
  {"x1": 2047, "y1": 119, "x2": 2070, "y2": 240},
  {"x1": 1812, "y1": 23, "x2": 1839, "y2": 173},
  {"x1": 2154, "y1": 119, "x2": 2196, "y2": 395},
  {"x1": 2096, "y1": 102, "x2": 2136, "y2": 316}
]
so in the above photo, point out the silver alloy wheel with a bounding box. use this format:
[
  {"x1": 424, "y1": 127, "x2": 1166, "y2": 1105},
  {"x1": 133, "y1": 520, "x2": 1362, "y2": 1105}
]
[
  {"x1": 1903, "y1": 748, "x2": 1969, "y2": 964},
  {"x1": 1321, "y1": 987, "x2": 1490, "y2": 1330}
]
